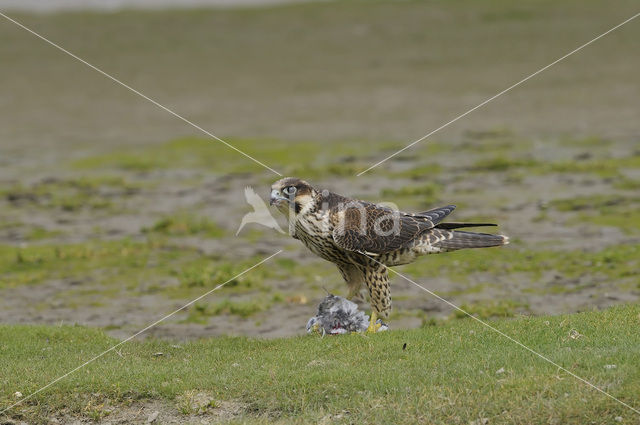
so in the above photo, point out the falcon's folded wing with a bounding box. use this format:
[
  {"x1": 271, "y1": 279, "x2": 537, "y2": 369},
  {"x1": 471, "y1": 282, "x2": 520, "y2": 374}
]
[
  {"x1": 412, "y1": 205, "x2": 456, "y2": 224},
  {"x1": 331, "y1": 201, "x2": 437, "y2": 254}
]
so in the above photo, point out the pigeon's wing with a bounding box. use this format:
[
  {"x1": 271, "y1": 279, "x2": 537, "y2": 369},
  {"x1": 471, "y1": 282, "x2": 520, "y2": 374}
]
[{"x1": 331, "y1": 201, "x2": 434, "y2": 254}]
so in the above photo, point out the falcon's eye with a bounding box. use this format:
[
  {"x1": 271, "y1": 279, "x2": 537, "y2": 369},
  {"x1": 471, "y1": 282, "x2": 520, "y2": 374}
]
[{"x1": 283, "y1": 186, "x2": 297, "y2": 196}]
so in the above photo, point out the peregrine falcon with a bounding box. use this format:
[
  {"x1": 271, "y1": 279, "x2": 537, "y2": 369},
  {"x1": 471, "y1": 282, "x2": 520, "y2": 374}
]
[{"x1": 270, "y1": 177, "x2": 509, "y2": 333}]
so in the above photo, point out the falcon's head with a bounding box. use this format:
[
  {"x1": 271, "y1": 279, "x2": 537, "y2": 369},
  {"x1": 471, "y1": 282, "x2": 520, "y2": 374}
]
[{"x1": 270, "y1": 177, "x2": 317, "y2": 216}]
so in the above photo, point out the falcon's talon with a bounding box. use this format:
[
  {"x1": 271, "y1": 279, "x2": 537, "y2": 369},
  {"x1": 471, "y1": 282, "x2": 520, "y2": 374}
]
[
  {"x1": 365, "y1": 311, "x2": 381, "y2": 334},
  {"x1": 365, "y1": 320, "x2": 388, "y2": 333},
  {"x1": 366, "y1": 322, "x2": 382, "y2": 334}
]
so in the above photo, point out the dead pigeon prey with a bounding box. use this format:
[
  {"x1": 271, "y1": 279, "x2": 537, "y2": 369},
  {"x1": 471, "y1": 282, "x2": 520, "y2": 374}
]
[{"x1": 306, "y1": 294, "x2": 389, "y2": 335}]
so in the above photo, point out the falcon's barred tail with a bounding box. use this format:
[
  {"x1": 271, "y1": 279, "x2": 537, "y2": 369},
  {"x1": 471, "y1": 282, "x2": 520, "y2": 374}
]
[{"x1": 435, "y1": 230, "x2": 509, "y2": 250}]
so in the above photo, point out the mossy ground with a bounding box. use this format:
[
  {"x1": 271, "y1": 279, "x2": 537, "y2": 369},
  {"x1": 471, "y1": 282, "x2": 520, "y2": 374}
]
[
  {"x1": 2, "y1": 305, "x2": 639, "y2": 424},
  {"x1": 3, "y1": 129, "x2": 638, "y2": 330}
]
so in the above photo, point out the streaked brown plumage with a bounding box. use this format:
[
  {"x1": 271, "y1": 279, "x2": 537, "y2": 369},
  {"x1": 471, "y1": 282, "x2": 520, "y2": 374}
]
[{"x1": 270, "y1": 177, "x2": 508, "y2": 332}]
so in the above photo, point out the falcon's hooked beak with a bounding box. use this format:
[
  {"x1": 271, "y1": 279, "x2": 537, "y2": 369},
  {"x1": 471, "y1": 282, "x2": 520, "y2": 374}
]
[{"x1": 270, "y1": 189, "x2": 289, "y2": 206}]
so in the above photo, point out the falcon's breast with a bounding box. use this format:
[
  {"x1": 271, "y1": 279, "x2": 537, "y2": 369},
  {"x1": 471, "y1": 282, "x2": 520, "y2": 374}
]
[{"x1": 294, "y1": 209, "x2": 348, "y2": 264}]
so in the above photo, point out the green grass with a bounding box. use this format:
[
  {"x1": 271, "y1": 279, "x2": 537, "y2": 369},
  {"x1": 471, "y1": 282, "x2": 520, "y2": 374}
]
[
  {"x1": 454, "y1": 299, "x2": 530, "y2": 319},
  {"x1": 549, "y1": 195, "x2": 638, "y2": 212},
  {"x1": 1, "y1": 176, "x2": 142, "y2": 213},
  {"x1": 170, "y1": 259, "x2": 272, "y2": 296},
  {"x1": 71, "y1": 137, "x2": 368, "y2": 179},
  {"x1": 1, "y1": 237, "x2": 637, "y2": 305},
  {"x1": 558, "y1": 136, "x2": 613, "y2": 147},
  {"x1": 182, "y1": 298, "x2": 271, "y2": 323},
  {"x1": 470, "y1": 154, "x2": 636, "y2": 177},
  {"x1": 63, "y1": 134, "x2": 640, "y2": 186},
  {"x1": 1, "y1": 305, "x2": 639, "y2": 424},
  {"x1": 613, "y1": 176, "x2": 640, "y2": 191},
  {"x1": 389, "y1": 162, "x2": 444, "y2": 180},
  {"x1": 548, "y1": 195, "x2": 640, "y2": 233},
  {"x1": 471, "y1": 156, "x2": 542, "y2": 172},
  {"x1": 380, "y1": 183, "x2": 440, "y2": 206},
  {"x1": 25, "y1": 227, "x2": 64, "y2": 241},
  {"x1": 0, "y1": 239, "x2": 185, "y2": 290},
  {"x1": 403, "y1": 243, "x2": 639, "y2": 285},
  {"x1": 143, "y1": 214, "x2": 226, "y2": 238},
  {"x1": 0, "y1": 239, "x2": 280, "y2": 301}
]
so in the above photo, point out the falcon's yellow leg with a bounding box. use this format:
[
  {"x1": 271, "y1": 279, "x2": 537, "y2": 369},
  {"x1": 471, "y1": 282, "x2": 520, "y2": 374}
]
[{"x1": 366, "y1": 311, "x2": 382, "y2": 333}]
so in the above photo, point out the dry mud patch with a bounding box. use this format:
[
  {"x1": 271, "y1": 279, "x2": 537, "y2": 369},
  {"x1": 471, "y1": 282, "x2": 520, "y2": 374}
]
[{"x1": 13, "y1": 395, "x2": 249, "y2": 425}]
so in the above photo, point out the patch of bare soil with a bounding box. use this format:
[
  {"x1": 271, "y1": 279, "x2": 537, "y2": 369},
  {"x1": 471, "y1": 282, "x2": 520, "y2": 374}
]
[{"x1": 19, "y1": 396, "x2": 248, "y2": 425}]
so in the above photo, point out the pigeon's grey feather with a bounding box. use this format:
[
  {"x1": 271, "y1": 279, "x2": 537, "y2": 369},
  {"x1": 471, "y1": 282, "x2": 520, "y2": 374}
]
[{"x1": 307, "y1": 294, "x2": 388, "y2": 335}]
